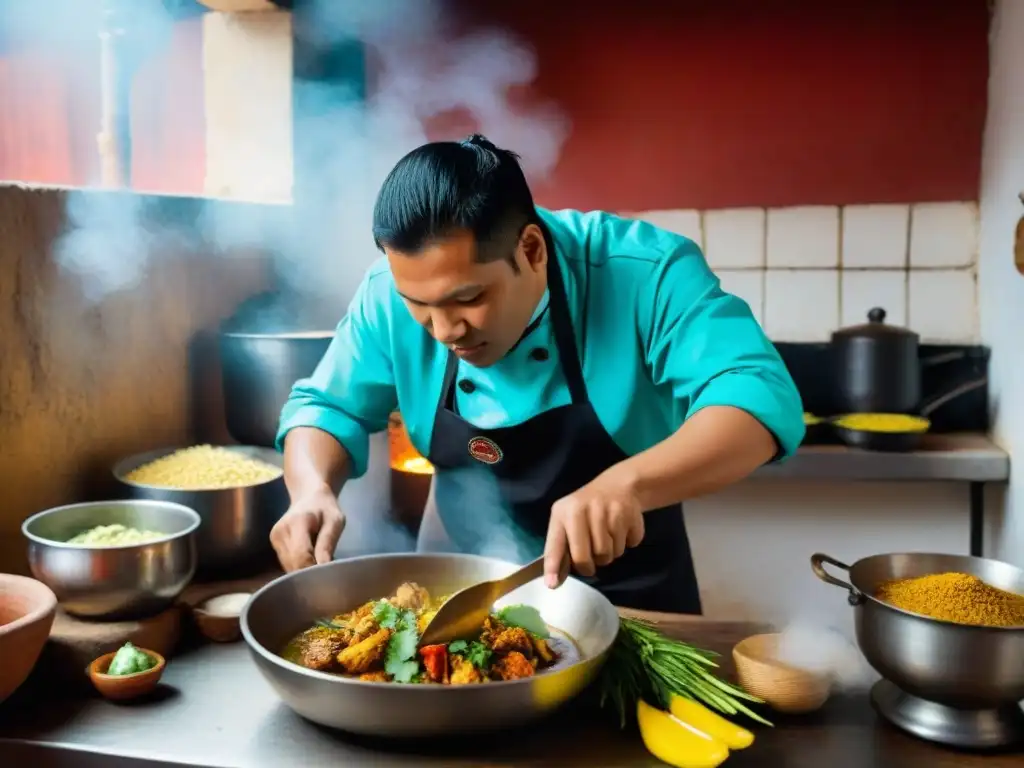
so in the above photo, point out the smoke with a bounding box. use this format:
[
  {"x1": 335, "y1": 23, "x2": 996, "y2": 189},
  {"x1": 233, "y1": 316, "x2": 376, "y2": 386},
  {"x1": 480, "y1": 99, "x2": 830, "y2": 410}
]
[{"x1": 10, "y1": 0, "x2": 569, "y2": 316}]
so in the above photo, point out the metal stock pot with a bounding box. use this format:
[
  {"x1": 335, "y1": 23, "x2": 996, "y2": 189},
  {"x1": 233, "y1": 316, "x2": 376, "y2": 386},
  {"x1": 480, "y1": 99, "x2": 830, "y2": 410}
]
[
  {"x1": 811, "y1": 551, "x2": 1024, "y2": 748},
  {"x1": 219, "y1": 330, "x2": 333, "y2": 448}
]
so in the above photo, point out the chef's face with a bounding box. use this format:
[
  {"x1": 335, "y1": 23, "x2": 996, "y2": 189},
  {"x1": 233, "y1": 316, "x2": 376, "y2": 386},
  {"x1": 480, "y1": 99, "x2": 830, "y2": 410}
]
[{"x1": 387, "y1": 224, "x2": 547, "y2": 367}]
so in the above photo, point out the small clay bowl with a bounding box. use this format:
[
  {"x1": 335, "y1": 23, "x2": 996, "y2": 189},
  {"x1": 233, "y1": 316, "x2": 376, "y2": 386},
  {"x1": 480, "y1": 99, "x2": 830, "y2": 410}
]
[
  {"x1": 732, "y1": 633, "x2": 832, "y2": 714},
  {"x1": 87, "y1": 648, "x2": 166, "y2": 701},
  {"x1": 192, "y1": 592, "x2": 250, "y2": 643}
]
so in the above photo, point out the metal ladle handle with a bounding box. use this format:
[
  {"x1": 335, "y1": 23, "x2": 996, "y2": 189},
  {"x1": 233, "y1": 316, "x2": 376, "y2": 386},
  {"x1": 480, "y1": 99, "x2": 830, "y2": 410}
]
[
  {"x1": 811, "y1": 553, "x2": 864, "y2": 606},
  {"x1": 498, "y1": 553, "x2": 571, "y2": 594}
]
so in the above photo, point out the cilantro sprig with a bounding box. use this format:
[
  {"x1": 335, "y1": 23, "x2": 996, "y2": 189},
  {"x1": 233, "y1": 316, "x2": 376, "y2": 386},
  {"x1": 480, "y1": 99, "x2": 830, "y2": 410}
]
[
  {"x1": 496, "y1": 604, "x2": 550, "y2": 638},
  {"x1": 372, "y1": 600, "x2": 421, "y2": 683},
  {"x1": 448, "y1": 639, "x2": 492, "y2": 669}
]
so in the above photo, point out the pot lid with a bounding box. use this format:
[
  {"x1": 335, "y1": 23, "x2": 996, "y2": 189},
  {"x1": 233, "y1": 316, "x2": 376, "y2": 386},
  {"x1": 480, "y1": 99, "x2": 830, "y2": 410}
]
[{"x1": 832, "y1": 307, "x2": 919, "y2": 341}]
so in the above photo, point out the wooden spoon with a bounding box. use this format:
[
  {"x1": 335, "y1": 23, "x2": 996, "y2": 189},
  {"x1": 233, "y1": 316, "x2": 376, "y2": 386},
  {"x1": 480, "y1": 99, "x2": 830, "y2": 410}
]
[{"x1": 418, "y1": 555, "x2": 569, "y2": 647}]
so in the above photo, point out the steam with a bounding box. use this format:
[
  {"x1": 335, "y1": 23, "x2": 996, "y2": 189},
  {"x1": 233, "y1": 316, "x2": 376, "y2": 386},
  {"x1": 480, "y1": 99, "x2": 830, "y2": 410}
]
[
  {"x1": 774, "y1": 618, "x2": 875, "y2": 691},
  {"x1": 13, "y1": 0, "x2": 569, "y2": 315},
  {"x1": 340, "y1": 442, "x2": 540, "y2": 564},
  {"x1": 6, "y1": 0, "x2": 569, "y2": 558}
]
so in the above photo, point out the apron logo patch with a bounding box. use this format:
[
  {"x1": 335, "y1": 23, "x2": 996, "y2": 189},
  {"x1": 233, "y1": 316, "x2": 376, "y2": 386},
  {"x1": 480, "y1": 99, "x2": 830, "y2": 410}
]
[{"x1": 468, "y1": 436, "x2": 503, "y2": 465}]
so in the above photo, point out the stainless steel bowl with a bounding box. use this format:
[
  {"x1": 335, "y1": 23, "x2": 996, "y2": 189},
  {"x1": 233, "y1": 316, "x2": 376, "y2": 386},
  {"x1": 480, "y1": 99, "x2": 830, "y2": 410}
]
[
  {"x1": 22, "y1": 500, "x2": 200, "y2": 620},
  {"x1": 241, "y1": 553, "x2": 620, "y2": 737},
  {"x1": 219, "y1": 331, "x2": 332, "y2": 448},
  {"x1": 113, "y1": 446, "x2": 287, "y2": 578},
  {"x1": 812, "y1": 551, "x2": 1024, "y2": 747}
]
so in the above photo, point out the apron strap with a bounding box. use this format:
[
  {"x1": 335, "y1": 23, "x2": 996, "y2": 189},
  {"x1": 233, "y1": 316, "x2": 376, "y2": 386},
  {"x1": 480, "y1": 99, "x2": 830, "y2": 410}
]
[
  {"x1": 440, "y1": 347, "x2": 461, "y2": 412},
  {"x1": 545, "y1": 246, "x2": 588, "y2": 405}
]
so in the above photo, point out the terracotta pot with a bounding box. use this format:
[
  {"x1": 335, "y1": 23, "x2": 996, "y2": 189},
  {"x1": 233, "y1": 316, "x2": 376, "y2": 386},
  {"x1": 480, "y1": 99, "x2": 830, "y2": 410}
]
[
  {"x1": 87, "y1": 648, "x2": 166, "y2": 701},
  {"x1": 0, "y1": 574, "x2": 58, "y2": 703}
]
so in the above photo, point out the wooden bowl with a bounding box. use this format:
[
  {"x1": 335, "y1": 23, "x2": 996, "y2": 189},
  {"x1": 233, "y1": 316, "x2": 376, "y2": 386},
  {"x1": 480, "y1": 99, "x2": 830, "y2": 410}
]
[
  {"x1": 192, "y1": 592, "x2": 250, "y2": 643},
  {"x1": 0, "y1": 574, "x2": 58, "y2": 703},
  {"x1": 87, "y1": 648, "x2": 166, "y2": 701},
  {"x1": 732, "y1": 633, "x2": 832, "y2": 714}
]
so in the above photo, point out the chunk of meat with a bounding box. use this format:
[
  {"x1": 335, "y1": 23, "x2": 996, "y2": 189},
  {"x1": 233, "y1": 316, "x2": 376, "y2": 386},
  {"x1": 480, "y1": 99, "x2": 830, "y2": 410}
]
[
  {"x1": 336, "y1": 628, "x2": 390, "y2": 674},
  {"x1": 531, "y1": 635, "x2": 556, "y2": 664},
  {"x1": 298, "y1": 633, "x2": 346, "y2": 671},
  {"x1": 392, "y1": 582, "x2": 430, "y2": 612},
  {"x1": 358, "y1": 670, "x2": 390, "y2": 682},
  {"x1": 449, "y1": 655, "x2": 484, "y2": 685},
  {"x1": 490, "y1": 626, "x2": 533, "y2": 657},
  {"x1": 491, "y1": 651, "x2": 535, "y2": 681},
  {"x1": 346, "y1": 601, "x2": 380, "y2": 638},
  {"x1": 419, "y1": 644, "x2": 448, "y2": 684},
  {"x1": 480, "y1": 615, "x2": 504, "y2": 646},
  {"x1": 348, "y1": 601, "x2": 375, "y2": 621},
  {"x1": 351, "y1": 614, "x2": 379, "y2": 638}
]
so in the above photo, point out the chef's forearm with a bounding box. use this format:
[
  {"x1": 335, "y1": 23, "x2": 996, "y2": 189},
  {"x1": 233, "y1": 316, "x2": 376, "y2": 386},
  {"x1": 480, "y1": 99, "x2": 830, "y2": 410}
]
[
  {"x1": 607, "y1": 406, "x2": 777, "y2": 512},
  {"x1": 283, "y1": 426, "x2": 351, "y2": 500}
]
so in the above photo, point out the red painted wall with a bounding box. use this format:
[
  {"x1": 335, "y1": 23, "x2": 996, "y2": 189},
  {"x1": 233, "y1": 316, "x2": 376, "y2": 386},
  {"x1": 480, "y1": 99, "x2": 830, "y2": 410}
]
[
  {"x1": 431, "y1": 0, "x2": 990, "y2": 211},
  {"x1": 1, "y1": 0, "x2": 989, "y2": 210}
]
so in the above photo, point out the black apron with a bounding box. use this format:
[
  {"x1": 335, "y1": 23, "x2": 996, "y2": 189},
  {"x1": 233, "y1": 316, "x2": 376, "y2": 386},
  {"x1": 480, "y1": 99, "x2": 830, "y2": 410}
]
[{"x1": 421, "y1": 251, "x2": 702, "y2": 614}]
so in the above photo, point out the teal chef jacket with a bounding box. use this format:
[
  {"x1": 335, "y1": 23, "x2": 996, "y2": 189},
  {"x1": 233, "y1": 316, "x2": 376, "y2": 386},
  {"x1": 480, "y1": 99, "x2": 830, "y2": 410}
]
[{"x1": 276, "y1": 208, "x2": 806, "y2": 476}]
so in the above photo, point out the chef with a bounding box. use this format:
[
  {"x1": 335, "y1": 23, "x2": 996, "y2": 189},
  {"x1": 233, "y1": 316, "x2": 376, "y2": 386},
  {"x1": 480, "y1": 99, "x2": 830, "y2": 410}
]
[{"x1": 270, "y1": 134, "x2": 805, "y2": 614}]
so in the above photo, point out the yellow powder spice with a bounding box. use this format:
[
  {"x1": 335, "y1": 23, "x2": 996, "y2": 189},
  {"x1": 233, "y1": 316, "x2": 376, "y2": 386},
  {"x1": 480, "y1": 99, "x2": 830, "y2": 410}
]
[{"x1": 875, "y1": 572, "x2": 1024, "y2": 628}]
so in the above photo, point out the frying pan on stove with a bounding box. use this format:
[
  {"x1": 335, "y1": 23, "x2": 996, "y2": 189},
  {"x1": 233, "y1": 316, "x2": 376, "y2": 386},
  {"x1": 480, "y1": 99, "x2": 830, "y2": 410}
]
[{"x1": 831, "y1": 377, "x2": 988, "y2": 452}]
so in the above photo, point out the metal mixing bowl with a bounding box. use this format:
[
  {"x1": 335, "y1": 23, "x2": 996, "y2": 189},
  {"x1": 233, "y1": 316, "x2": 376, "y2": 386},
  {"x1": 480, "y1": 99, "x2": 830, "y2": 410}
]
[
  {"x1": 22, "y1": 500, "x2": 200, "y2": 620},
  {"x1": 219, "y1": 331, "x2": 332, "y2": 448},
  {"x1": 241, "y1": 553, "x2": 620, "y2": 737},
  {"x1": 113, "y1": 446, "x2": 287, "y2": 578},
  {"x1": 812, "y1": 552, "x2": 1024, "y2": 745}
]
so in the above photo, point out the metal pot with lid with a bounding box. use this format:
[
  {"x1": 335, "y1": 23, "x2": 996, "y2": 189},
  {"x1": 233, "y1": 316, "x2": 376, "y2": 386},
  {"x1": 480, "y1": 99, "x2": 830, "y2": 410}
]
[{"x1": 831, "y1": 307, "x2": 920, "y2": 415}]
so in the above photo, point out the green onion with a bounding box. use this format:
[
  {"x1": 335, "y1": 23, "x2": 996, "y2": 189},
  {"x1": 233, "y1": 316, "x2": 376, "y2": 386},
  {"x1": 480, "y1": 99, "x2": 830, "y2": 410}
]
[{"x1": 597, "y1": 617, "x2": 773, "y2": 729}]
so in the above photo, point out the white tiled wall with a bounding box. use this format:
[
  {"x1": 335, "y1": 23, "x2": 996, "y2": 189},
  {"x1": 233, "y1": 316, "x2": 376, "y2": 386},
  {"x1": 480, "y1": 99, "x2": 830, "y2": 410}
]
[{"x1": 623, "y1": 201, "x2": 979, "y2": 343}]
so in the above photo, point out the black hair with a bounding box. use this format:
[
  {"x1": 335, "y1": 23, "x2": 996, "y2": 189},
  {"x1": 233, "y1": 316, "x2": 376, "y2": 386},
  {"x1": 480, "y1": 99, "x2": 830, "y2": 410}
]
[{"x1": 371, "y1": 134, "x2": 540, "y2": 264}]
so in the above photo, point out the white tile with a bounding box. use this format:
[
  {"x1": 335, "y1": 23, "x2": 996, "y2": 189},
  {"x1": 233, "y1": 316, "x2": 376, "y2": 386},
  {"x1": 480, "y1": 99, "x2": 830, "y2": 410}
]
[
  {"x1": 630, "y1": 209, "x2": 703, "y2": 247},
  {"x1": 840, "y1": 271, "x2": 907, "y2": 328},
  {"x1": 841, "y1": 204, "x2": 909, "y2": 269},
  {"x1": 766, "y1": 206, "x2": 839, "y2": 268},
  {"x1": 907, "y1": 270, "x2": 977, "y2": 342},
  {"x1": 717, "y1": 270, "x2": 765, "y2": 323},
  {"x1": 703, "y1": 208, "x2": 765, "y2": 269},
  {"x1": 909, "y1": 202, "x2": 978, "y2": 268},
  {"x1": 764, "y1": 270, "x2": 840, "y2": 341}
]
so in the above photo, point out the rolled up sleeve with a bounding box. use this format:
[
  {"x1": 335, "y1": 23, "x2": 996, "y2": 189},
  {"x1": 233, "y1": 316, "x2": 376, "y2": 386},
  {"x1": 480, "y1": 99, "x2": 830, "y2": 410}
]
[
  {"x1": 639, "y1": 243, "x2": 805, "y2": 461},
  {"x1": 275, "y1": 273, "x2": 397, "y2": 478}
]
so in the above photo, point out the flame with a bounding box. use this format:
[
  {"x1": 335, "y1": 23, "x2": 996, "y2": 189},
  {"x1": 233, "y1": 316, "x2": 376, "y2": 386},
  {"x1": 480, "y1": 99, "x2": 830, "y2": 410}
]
[
  {"x1": 388, "y1": 412, "x2": 434, "y2": 475},
  {"x1": 392, "y1": 455, "x2": 435, "y2": 475}
]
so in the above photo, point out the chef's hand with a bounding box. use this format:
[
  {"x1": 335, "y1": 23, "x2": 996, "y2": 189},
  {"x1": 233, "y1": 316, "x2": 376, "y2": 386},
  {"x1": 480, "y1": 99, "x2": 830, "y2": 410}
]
[
  {"x1": 543, "y1": 471, "x2": 645, "y2": 588},
  {"x1": 270, "y1": 487, "x2": 345, "y2": 572}
]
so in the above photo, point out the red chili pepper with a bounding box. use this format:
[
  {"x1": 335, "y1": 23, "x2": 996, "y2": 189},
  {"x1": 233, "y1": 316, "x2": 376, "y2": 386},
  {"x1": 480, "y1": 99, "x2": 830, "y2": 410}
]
[{"x1": 419, "y1": 644, "x2": 448, "y2": 683}]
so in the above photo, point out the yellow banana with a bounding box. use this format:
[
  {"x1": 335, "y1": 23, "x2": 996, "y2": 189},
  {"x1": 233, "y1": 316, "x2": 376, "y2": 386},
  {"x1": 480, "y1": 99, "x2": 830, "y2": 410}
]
[
  {"x1": 669, "y1": 695, "x2": 754, "y2": 750},
  {"x1": 636, "y1": 699, "x2": 730, "y2": 768}
]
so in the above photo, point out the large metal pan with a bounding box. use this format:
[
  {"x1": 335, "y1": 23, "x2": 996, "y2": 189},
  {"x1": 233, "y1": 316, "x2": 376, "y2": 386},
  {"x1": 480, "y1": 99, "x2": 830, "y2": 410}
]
[{"x1": 241, "y1": 553, "x2": 620, "y2": 736}]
